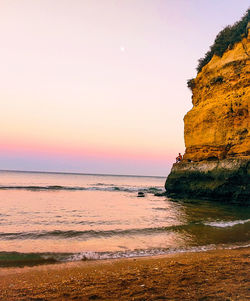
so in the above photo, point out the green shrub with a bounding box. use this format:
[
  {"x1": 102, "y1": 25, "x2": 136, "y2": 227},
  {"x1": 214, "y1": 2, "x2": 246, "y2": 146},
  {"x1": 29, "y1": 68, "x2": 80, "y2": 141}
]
[
  {"x1": 197, "y1": 9, "x2": 250, "y2": 73},
  {"x1": 187, "y1": 78, "x2": 195, "y2": 90}
]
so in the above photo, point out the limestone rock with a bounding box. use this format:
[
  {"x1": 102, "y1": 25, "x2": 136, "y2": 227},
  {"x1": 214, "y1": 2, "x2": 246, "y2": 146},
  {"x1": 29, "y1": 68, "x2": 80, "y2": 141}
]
[
  {"x1": 165, "y1": 158, "x2": 249, "y2": 203},
  {"x1": 165, "y1": 26, "x2": 250, "y2": 204},
  {"x1": 184, "y1": 31, "x2": 249, "y2": 162}
]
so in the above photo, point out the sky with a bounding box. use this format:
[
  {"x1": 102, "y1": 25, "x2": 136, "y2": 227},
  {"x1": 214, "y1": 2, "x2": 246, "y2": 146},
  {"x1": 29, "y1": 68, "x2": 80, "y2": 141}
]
[{"x1": 0, "y1": 0, "x2": 249, "y2": 176}]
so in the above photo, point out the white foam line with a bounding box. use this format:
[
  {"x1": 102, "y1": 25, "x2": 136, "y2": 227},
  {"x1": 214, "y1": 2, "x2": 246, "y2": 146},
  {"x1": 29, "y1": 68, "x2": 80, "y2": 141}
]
[{"x1": 204, "y1": 219, "x2": 250, "y2": 228}]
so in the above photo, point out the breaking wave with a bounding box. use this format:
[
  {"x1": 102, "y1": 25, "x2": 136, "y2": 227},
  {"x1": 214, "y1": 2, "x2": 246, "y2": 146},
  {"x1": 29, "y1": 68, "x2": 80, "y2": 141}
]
[
  {"x1": 1, "y1": 218, "x2": 249, "y2": 241},
  {"x1": 0, "y1": 224, "x2": 185, "y2": 240},
  {"x1": 0, "y1": 185, "x2": 164, "y2": 193},
  {"x1": 204, "y1": 219, "x2": 250, "y2": 228},
  {"x1": 1, "y1": 243, "x2": 249, "y2": 267}
]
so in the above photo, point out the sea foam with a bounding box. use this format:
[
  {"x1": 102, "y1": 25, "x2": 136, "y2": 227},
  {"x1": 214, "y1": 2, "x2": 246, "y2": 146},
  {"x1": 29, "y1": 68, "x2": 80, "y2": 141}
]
[{"x1": 204, "y1": 219, "x2": 250, "y2": 228}]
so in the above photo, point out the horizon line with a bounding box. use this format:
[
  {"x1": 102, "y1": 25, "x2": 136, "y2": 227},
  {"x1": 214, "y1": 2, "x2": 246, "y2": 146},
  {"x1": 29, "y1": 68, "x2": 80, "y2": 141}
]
[{"x1": 0, "y1": 169, "x2": 166, "y2": 179}]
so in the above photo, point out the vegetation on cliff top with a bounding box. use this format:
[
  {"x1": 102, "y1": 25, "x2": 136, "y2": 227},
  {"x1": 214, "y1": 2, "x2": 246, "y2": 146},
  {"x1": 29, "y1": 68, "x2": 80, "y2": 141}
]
[
  {"x1": 187, "y1": 9, "x2": 249, "y2": 91},
  {"x1": 197, "y1": 9, "x2": 249, "y2": 73}
]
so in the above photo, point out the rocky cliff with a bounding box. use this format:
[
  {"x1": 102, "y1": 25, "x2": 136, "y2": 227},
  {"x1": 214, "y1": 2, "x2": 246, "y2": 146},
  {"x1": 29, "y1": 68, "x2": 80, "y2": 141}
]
[{"x1": 165, "y1": 22, "x2": 250, "y2": 204}]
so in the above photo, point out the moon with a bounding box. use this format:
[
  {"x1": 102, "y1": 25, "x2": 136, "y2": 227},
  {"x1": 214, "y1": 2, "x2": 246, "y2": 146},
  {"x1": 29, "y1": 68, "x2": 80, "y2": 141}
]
[{"x1": 120, "y1": 46, "x2": 125, "y2": 52}]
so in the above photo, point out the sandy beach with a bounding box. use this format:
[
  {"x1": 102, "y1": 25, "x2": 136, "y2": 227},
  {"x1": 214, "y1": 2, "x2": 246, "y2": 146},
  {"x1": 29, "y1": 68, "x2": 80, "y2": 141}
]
[{"x1": 0, "y1": 247, "x2": 249, "y2": 301}]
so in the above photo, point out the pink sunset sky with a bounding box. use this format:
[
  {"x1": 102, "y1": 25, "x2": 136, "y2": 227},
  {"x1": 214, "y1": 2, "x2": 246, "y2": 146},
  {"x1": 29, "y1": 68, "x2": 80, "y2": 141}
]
[{"x1": 0, "y1": 0, "x2": 249, "y2": 176}]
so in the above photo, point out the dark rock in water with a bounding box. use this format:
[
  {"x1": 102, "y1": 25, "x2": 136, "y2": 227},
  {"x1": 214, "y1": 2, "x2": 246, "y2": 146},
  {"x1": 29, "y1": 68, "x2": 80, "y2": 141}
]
[
  {"x1": 154, "y1": 192, "x2": 166, "y2": 197},
  {"x1": 137, "y1": 192, "x2": 145, "y2": 197},
  {"x1": 165, "y1": 158, "x2": 249, "y2": 204}
]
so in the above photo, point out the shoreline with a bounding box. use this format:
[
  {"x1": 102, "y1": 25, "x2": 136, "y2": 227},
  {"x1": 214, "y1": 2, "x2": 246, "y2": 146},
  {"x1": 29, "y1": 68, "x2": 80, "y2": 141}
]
[
  {"x1": 1, "y1": 242, "x2": 250, "y2": 269},
  {"x1": 1, "y1": 246, "x2": 249, "y2": 300}
]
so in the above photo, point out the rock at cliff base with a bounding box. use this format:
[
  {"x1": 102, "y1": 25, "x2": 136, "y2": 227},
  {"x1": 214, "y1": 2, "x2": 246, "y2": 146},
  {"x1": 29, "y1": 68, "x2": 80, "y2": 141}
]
[{"x1": 165, "y1": 159, "x2": 249, "y2": 204}]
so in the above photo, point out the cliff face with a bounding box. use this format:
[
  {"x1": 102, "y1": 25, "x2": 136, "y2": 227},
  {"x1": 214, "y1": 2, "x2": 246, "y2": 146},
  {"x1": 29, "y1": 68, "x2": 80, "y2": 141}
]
[
  {"x1": 184, "y1": 31, "x2": 249, "y2": 162},
  {"x1": 165, "y1": 29, "x2": 250, "y2": 204}
]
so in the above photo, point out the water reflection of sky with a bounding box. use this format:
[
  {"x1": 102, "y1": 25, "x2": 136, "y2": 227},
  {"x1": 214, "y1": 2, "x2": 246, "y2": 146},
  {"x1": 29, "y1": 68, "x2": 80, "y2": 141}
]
[{"x1": 0, "y1": 172, "x2": 249, "y2": 254}]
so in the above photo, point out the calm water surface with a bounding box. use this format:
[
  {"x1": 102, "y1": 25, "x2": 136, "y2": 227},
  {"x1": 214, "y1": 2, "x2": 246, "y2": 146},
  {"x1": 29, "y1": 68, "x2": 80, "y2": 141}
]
[{"x1": 0, "y1": 170, "x2": 249, "y2": 266}]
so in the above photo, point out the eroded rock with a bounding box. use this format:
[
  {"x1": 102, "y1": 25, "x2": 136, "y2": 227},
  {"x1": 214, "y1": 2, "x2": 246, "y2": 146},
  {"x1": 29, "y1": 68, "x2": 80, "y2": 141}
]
[{"x1": 165, "y1": 25, "x2": 250, "y2": 204}]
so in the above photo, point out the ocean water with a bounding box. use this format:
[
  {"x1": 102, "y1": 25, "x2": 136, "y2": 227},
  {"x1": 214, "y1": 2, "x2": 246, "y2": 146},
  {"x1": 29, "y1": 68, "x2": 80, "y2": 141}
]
[{"x1": 0, "y1": 170, "x2": 249, "y2": 267}]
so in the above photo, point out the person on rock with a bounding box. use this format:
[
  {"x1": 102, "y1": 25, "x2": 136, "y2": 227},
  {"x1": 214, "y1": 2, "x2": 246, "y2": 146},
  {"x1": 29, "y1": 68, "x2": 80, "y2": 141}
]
[{"x1": 176, "y1": 153, "x2": 183, "y2": 163}]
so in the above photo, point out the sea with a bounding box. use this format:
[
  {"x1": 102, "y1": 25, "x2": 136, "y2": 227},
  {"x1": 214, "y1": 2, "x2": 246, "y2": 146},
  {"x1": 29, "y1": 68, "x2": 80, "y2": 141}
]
[{"x1": 0, "y1": 170, "x2": 249, "y2": 267}]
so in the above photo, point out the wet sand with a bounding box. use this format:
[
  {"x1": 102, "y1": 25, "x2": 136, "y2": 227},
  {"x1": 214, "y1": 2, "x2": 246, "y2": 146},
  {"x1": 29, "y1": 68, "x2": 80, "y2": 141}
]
[{"x1": 0, "y1": 247, "x2": 249, "y2": 301}]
